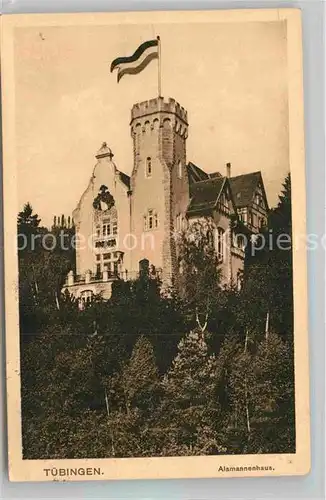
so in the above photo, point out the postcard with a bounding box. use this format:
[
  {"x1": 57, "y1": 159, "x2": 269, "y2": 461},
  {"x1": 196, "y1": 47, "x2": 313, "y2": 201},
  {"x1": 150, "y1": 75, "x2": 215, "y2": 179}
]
[{"x1": 1, "y1": 8, "x2": 310, "y2": 481}]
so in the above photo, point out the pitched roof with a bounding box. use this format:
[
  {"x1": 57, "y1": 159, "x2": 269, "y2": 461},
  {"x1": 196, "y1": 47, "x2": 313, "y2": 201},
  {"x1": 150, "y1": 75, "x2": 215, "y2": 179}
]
[
  {"x1": 209, "y1": 171, "x2": 223, "y2": 179},
  {"x1": 187, "y1": 176, "x2": 226, "y2": 214},
  {"x1": 186, "y1": 162, "x2": 266, "y2": 214},
  {"x1": 229, "y1": 171, "x2": 262, "y2": 208},
  {"x1": 187, "y1": 162, "x2": 209, "y2": 184},
  {"x1": 118, "y1": 170, "x2": 130, "y2": 189}
]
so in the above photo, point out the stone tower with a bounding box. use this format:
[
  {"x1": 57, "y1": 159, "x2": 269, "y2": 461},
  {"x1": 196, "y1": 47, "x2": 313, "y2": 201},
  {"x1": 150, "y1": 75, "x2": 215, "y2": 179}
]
[{"x1": 130, "y1": 97, "x2": 189, "y2": 284}]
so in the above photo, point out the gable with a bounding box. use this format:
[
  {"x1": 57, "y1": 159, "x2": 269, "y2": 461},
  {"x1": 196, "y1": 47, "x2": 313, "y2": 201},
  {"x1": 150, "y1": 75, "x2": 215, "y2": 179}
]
[
  {"x1": 187, "y1": 161, "x2": 209, "y2": 184},
  {"x1": 187, "y1": 176, "x2": 225, "y2": 215},
  {"x1": 217, "y1": 179, "x2": 237, "y2": 216},
  {"x1": 230, "y1": 171, "x2": 262, "y2": 208},
  {"x1": 187, "y1": 176, "x2": 237, "y2": 217},
  {"x1": 252, "y1": 179, "x2": 269, "y2": 211}
]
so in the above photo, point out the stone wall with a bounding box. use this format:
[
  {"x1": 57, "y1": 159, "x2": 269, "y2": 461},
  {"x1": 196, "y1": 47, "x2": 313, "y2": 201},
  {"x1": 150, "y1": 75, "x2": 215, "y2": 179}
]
[{"x1": 130, "y1": 97, "x2": 189, "y2": 284}]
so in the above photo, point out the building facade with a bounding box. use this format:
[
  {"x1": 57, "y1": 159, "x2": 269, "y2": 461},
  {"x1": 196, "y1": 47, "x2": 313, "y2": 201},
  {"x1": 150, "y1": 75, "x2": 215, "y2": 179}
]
[{"x1": 63, "y1": 96, "x2": 269, "y2": 302}]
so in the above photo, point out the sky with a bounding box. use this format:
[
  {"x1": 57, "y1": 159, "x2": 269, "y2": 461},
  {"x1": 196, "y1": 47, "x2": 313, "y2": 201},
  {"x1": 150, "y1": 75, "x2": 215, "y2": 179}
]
[{"x1": 15, "y1": 20, "x2": 289, "y2": 227}]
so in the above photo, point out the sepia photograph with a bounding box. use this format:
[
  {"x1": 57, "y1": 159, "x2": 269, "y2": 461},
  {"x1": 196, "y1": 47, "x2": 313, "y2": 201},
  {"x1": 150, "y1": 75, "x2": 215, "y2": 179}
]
[{"x1": 2, "y1": 9, "x2": 310, "y2": 481}]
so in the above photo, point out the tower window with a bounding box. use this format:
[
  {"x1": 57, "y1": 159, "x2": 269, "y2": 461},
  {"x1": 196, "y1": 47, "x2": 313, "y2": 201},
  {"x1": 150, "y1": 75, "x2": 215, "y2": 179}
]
[
  {"x1": 144, "y1": 209, "x2": 159, "y2": 231},
  {"x1": 178, "y1": 160, "x2": 183, "y2": 179},
  {"x1": 146, "y1": 157, "x2": 152, "y2": 178},
  {"x1": 148, "y1": 209, "x2": 153, "y2": 229}
]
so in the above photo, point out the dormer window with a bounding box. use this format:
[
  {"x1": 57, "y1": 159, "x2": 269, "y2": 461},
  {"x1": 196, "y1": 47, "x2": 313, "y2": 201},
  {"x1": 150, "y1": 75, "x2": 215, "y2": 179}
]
[
  {"x1": 146, "y1": 157, "x2": 152, "y2": 178},
  {"x1": 177, "y1": 160, "x2": 183, "y2": 179}
]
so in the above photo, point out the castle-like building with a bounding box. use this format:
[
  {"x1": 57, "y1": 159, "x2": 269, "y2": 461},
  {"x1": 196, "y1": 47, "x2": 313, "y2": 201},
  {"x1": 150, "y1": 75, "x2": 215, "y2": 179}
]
[{"x1": 63, "y1": 96, "x2": 269, "y2": 303}]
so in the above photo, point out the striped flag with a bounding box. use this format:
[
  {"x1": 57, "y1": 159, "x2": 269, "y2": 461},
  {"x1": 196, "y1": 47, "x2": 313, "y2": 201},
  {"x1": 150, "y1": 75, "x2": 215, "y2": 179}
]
[{"x1": 110, "y1": 38, "x2": 159, "y2": 82}]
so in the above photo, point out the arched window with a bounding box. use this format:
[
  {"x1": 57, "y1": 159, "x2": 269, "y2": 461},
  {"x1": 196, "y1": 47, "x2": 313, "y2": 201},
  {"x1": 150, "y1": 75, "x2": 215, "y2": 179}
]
[
  {"x1": 216, "y1": 227, "x2": 225, "y2": 262},
  {"x1": 235, "y1": 234, "x2": 245, "y2": 250},
  {"x1": 163, "y1": 117, "x2": 172, "y2": 129},
  {"x1": 146, "y1": 157, "x2": 152, "y2": 178},
  {"x1": 178, "y1": 160, "x2": 183, "y2": 179}
]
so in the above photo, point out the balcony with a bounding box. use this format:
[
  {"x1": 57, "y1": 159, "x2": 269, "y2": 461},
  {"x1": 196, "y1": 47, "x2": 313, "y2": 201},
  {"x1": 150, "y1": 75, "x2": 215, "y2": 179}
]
[{"x1": 64, "y1": 269, "x2": 126, "y2": 287}]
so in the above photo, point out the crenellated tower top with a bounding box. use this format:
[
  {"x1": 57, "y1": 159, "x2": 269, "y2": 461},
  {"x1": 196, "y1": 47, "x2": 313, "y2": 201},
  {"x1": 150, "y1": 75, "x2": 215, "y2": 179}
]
[
  {"x1": 130, "y1": 96, "x2": 188, "y2": 138},
  {"x1": 131, "y1": 96, "x2": 187, "y2": 122}
]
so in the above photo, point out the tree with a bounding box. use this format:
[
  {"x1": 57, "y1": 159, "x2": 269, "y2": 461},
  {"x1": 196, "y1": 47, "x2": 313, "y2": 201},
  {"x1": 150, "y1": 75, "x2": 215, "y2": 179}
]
[
  {"x1": 121, "y1": 335, "x2": 159, "y2": 410},
  {"x1": 17, "y1": 202, "x2": 41, "y2": 238},
  {"x1": 270, "y1": 173, "x2": 292, "y2": 235},
  {"x1": 157, "y1": 329, "x2": 225, "y2": 456},
  {"x1": 239, "y1": 173, "x2": 293, "y2": 338},
  {"x1": 102, "y1": 335, "x2": 162, "y2": 458},
  {"x1": 17, "y1": 203, "x2": 44, "y2": 333},
  {"x1": 248, "y1": 332, "x2": 295, "y2": 453},
  {"x1": 109, "y1": 275, "x2": 187, "y2": 373},
  {"x1": 177, "y1": 219, "x2": 222, "y2": 333},
  {"x1": 18, "y1": 203, "x2": 76, "y2": 335},
  {"x1": 21, "y1": 319, "x2": 128, "y2": 459},
  {"x1": 218, "y1": 330, "x2": 295, "y2": 454}
]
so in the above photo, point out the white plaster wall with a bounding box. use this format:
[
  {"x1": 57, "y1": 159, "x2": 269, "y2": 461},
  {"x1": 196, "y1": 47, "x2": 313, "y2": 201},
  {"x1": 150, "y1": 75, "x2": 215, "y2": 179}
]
[{"x1": 73, "y1": 155, "x2": 131, "y2": 277}]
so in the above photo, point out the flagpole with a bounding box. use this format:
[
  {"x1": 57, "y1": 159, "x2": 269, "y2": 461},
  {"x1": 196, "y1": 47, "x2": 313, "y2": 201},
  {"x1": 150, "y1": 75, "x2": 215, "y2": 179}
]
[{"x1": 157, "y1": 36, "x2": 162, "y2": 97}]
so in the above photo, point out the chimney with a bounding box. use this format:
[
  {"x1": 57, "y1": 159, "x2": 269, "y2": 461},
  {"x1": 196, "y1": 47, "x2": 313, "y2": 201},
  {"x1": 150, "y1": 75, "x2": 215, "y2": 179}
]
[{"x1": 226, "y1": 162, "x2": 231, "y2": 178}]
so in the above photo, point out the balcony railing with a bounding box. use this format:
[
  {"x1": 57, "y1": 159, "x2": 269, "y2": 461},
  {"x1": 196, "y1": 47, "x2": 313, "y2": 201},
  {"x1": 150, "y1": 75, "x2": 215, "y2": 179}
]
[{"x1": 64, "y1": 268, "x2": 163, "y2": 287}]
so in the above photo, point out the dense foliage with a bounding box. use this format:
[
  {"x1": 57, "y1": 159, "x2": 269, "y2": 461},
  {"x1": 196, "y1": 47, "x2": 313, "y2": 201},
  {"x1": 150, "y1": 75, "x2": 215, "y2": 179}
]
[{"x1": 19, "y1": 175, "x2": 295, "y2": 458}]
